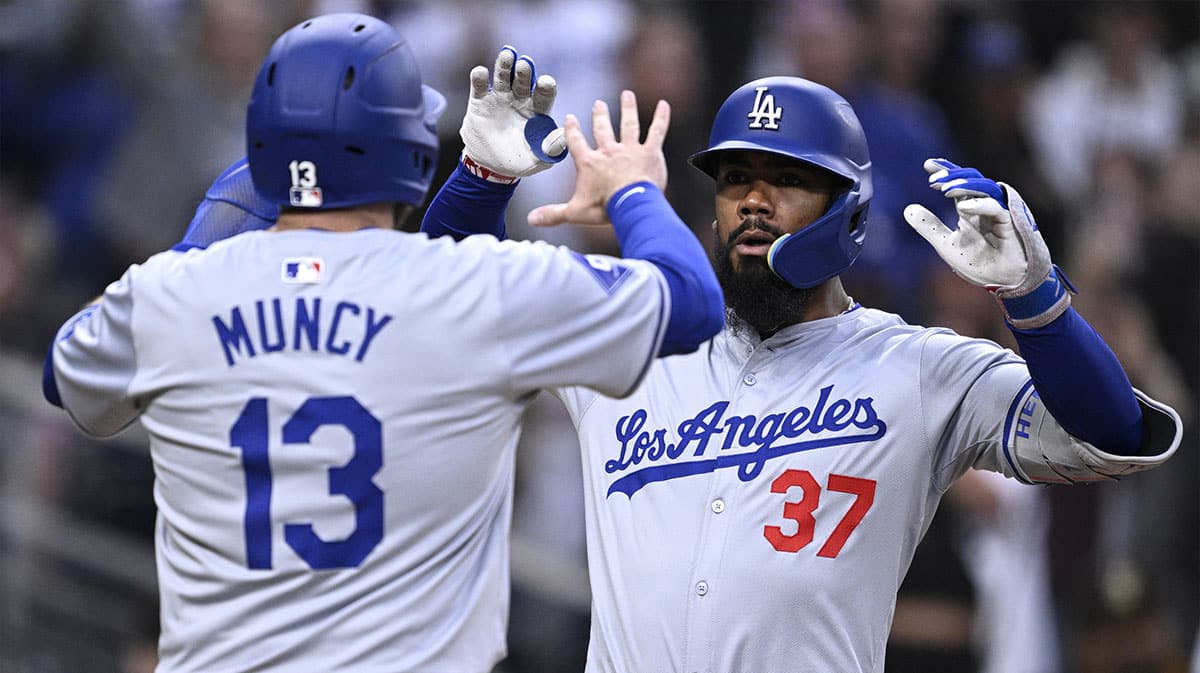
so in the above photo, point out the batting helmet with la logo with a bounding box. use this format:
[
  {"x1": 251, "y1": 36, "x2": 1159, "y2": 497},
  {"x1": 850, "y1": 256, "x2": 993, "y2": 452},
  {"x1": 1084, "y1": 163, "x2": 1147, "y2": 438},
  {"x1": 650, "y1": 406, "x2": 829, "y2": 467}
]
[{"x1": 689, "y1": 77, "x2": 872, "y2": 288}]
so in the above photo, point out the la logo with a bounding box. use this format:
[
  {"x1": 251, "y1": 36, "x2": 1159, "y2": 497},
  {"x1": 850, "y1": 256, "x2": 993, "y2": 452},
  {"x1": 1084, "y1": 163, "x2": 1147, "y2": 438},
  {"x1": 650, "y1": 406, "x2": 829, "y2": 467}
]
[{"x1": 747, "y1": 86, "x2": 783, "y2": 130}]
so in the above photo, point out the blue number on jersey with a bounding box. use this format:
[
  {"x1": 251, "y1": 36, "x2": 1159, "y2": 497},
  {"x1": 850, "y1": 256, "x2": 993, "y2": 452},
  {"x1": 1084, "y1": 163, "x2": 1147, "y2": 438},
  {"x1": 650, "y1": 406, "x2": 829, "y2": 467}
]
[{"x1": 231, "y1": 396, "x2": 384, "y2": 570}]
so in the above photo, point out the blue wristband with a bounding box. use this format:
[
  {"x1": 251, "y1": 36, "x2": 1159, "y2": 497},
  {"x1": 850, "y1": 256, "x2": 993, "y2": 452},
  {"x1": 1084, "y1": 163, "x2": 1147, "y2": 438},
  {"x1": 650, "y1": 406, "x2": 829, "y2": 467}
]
[
  {"x1": 1001, "y1": 265, "x2": 1076, "y2": 325},
  {"x1": 420, "y1": 160, "x2": 517, "y2": 241}
]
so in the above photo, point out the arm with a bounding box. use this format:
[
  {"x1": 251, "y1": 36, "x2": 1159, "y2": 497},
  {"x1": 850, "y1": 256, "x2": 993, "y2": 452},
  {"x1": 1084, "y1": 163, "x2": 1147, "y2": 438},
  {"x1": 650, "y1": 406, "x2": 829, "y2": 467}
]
[
  {"x1": 42, "y1": 271, "x2": 142, "y2": 436},
  {"x1": 528, "y1": 92, "x2": 724, "y2": 355},
  {"x1": 904, "y1": 160, "x2": 1153, "y2": 456},
  {"x1": 421, "y1": 47, "x2": 565, "y2": 241}
]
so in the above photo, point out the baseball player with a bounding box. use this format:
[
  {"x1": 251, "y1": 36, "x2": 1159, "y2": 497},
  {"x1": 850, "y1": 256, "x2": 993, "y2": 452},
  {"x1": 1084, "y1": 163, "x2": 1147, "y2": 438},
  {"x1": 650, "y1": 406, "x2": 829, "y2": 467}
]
[
  {"x1": 424, "y1": 76, "x2": 1184, "y2": 673},
  {"x1": 41, "y1": 14, "x2": 723, "y2": 673}
]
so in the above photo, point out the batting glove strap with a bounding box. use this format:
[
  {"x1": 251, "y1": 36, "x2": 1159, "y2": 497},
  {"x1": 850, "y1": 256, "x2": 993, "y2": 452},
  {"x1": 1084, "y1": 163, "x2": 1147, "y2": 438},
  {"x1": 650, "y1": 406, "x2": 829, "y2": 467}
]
[
  {"x1": 462, "y1": 153, "x2": 519, "y2": 185},
  {"x1": 998, "y1": 264, "x2": 1077, "y2": 330}
]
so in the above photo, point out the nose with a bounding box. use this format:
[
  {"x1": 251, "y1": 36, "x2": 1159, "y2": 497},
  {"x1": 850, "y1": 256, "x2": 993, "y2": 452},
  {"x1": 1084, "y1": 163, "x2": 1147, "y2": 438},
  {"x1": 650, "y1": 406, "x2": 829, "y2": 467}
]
[{"x1": 738, "y1": 181, "x2": 773, "y2": 219}]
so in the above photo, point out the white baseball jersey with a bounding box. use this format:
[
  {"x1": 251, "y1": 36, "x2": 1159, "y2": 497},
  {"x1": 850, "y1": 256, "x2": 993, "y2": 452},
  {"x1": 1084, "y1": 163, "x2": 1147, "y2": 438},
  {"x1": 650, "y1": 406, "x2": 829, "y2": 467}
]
[
  {"x1": 556, "y1": 306, "x2": 1180, "y2": 673},
  {"x1": 50, "y1": 228, "x2": 669, "y2": 673}
]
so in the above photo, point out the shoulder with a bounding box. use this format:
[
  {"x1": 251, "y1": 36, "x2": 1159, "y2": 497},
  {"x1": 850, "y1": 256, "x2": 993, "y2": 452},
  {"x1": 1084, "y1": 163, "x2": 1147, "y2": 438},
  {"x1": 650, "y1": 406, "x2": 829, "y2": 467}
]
[{"x1": 848, "y1": 308, "x2": 1018, "y2": 362}]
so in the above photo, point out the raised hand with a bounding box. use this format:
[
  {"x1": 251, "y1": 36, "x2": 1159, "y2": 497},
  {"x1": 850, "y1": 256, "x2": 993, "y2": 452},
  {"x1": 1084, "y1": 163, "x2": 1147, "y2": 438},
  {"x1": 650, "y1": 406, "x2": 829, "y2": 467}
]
[
  {"x1": 459, "y1": 46, "x2": 567, "y2": 183},
  {"x1": 903, "y1": 158, "x2": 1072, "y2": 328},
  {"x1": 528, "y1": 90, "x2": 670, "y2": 227}
]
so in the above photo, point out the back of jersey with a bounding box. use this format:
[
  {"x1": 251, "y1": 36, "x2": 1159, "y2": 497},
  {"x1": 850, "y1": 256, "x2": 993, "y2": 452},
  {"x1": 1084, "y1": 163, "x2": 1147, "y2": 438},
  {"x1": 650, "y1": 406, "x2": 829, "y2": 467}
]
[
  {"x1": 46, "y1": 223, "x2": 660, "y2": 673},
  {"x1": 134, "y1": 228, "x2": 524, "y2": 672}
]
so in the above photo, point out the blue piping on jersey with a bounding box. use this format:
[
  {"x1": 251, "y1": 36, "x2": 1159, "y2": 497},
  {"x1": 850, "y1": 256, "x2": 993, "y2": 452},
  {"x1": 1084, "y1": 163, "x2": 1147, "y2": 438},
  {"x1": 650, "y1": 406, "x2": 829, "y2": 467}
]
[
  {"x1": 43, "y1": 345, "x2": 62, "y2": 408},
  {"x1": 1000, "y1": 379, "x2": 1036, "y2": 485}
]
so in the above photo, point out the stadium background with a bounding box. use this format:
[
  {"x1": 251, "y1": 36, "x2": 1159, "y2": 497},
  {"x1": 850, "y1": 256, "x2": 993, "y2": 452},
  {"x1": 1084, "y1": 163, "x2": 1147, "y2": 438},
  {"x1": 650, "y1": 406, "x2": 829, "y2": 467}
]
[{"x1": 0, "y1": 1, "x2": 1196, "y2": 672}]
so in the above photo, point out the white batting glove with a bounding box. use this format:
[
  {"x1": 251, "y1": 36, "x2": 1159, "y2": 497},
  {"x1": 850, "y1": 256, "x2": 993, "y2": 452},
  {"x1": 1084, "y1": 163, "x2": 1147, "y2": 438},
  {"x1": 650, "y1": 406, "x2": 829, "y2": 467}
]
[
  {"x1": 460, "y1": 46, "x2": 568, "y2": 184},
  {"x1": 903, "y1": 158, "x2": 1075, "y2": 329}
]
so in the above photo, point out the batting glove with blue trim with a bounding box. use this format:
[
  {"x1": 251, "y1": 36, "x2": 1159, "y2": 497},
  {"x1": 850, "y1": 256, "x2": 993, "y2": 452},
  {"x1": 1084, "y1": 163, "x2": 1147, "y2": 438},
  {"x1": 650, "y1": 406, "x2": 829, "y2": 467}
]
[
  {"x1": 903, "y1": 158, "x2": 1075, "y2": 329},
  {"x1": 460, "y1": 46, "x2": 567, "y2": 184}
]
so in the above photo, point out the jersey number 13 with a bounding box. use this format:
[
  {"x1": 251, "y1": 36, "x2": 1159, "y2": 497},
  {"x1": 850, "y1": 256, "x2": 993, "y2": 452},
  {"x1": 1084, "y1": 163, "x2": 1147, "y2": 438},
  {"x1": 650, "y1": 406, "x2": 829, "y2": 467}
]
[{"x1": 231, "y1": 396, "x2": 383, "y2": 570}]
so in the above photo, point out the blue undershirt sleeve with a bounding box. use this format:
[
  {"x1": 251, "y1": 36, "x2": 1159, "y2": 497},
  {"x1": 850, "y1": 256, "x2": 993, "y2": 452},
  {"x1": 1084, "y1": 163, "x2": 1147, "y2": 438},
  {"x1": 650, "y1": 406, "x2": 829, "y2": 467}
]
[
  {"x1": 1010, "y1": 306, "x2": 1143, "y2": 455},
  {"x1": 607, "y1": 182, "x2": 724, "y2": 356},
  {"x1": 420, "y1": 161, "x2": 516, "y2": 241}
]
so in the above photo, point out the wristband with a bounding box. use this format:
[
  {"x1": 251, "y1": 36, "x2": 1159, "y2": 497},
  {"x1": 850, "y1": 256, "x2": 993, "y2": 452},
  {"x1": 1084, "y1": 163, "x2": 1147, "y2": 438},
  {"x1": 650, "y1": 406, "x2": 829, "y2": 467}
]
[{"x1": 461, "y1": 153, "x2": 519, "y2": 185}]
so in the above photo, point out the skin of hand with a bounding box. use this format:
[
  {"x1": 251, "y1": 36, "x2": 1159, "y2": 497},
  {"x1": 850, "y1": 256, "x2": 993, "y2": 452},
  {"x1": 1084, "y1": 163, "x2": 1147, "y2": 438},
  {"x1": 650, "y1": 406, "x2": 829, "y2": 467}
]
[{"x1": 527, "y1": 89, "x2": 670, "y2": 228}]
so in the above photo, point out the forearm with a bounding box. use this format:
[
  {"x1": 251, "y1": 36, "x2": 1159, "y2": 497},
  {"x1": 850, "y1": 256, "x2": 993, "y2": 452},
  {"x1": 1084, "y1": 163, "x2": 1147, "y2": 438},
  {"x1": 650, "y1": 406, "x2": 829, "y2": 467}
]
[
  {"x1": 420, "y1": 160, "x2": 518, "y2": 241},
  {"x1": 608, "y1": 182, "x2": 724, "y2": 355},
  {"x1": 1011, "y1": 307, "x2": 1143, "y2": 454}
]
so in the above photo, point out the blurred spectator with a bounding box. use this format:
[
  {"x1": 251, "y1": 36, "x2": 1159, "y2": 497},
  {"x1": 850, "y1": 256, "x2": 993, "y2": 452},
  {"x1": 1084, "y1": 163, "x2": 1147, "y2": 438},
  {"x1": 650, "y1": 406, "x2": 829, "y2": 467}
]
[
  {"x1": 489, "y1": 0, "x2": 635, "y2": 248},
  {"x1": 886, "y1": 495, "x2": 979, "y2": 673},
  {"x1": 96, "y1": 0, "x2": 281, "y2": 266},
  {"x1": 2, "y1": 3, "x2": 1197, "y2": 672},
  {"x1": 1024, "y1": 3, "x2": 1185, "y2": 209},
  {"x1": 945, "y1": 17, "x2": 1068, "y2": 256},
  {"x1": 1050, "y1": 285, "x2": 1196, "y2": 673},
  {"x1": 764, "y1": 0, "x2": 958, "y2": 322},
  {"x1": 0, "y1": 1, "x2": 139, "y2": 351},
  {"x1": 625, "y1": 7, "x2": 713, "y2": 248},
  {"x1": 958, "y1": 470, "x2": 1061, "y2": 673},
  {"x1": 1137, "y1": 49, "x2": 1200, "y2": 398}
]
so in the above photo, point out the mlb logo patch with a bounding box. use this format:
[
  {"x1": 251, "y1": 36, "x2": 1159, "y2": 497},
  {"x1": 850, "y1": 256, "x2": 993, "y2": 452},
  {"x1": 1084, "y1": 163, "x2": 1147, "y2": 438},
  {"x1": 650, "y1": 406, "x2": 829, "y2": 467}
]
[
  {"x1": 282, "y1": 257, "x2": 325, "y2": 284},
  {"x1": 289, "y1": 186, "x2": 323, "y2": 207}
]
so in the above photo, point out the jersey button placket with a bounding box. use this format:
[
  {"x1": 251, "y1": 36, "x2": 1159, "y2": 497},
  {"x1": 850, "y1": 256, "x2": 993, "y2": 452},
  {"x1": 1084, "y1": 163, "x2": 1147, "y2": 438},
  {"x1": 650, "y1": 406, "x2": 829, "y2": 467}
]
[
  {"x1": 710, "y1": 498, "x2": 725, "y2": 514},
  {"x1": 742, "y1": 372, "x2": 757, "y2": 386},
  {"x1": 695, "y1": 580, "x2": 708, "y2": 596}
]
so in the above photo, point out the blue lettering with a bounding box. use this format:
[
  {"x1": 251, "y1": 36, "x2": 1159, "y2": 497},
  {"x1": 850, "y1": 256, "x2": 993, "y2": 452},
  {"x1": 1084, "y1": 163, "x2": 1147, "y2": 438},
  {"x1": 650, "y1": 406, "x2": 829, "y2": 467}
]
[
  {"x1": 823, "y1": 398, "x2": 852, "y2": 431},
  {"x1": 294, "y1": 297, "x2": 321, "y2": 351},
  {"x1": 722, "y1": 414, "x2": 757, "y2": 450},
  {"x1": 675, "y1": 402, "x2": 726, "y2": 457},
  {"x1": 603, "y1": 385, "x2": 889, "y2": 497},
  {"x1": 645, "y1": 429, "x2": 670, "y2": 461},
  {"x1": 326, "y1": 301, "x2": 360, "y2": 355},
  {"x1": 1017, "y1": 397, "x2": 1038, "y2": 440},
  {"x1": 749, "y1": 412, "x2": 785, "y2": 449},
  {"x1": 609, "y1": 410, "x2": 648, "y2": 473},
  {"x1": 257, "y1": 298, "x2": 286, "y2": 353},
  {"x1": 805, "y1": 385, "x2": 834, "y2": 433},
  {"x1": 852, "y1": 398, "x2": 878, "y2": 429},
  {"x1": 213, "y1": 307, "x2": 256, "y2": 366},
  {"x1": 781, "y1": 406, "x2": 811, "y2": 437},
  {"x1": 355, "y1": 308, "x2": 394, "y2": 362}
]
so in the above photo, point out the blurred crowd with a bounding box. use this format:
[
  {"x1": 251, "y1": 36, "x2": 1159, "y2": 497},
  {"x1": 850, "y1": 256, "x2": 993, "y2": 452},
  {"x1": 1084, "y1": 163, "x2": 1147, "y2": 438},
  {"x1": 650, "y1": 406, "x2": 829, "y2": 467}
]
[{"x1": 1, "y1": 1, "x2": 1196, "y2": 672}]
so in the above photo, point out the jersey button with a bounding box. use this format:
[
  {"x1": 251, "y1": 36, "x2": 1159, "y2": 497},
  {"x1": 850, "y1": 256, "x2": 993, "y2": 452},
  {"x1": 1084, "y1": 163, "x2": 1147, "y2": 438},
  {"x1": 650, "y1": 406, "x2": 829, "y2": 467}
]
[
  {"x1": 711, "y1": 499, "x2": 725, "y2": 514},
  {"x1": 696, "y1": 581, "x2": 709, "y2": 596},
  {"x1": 743, "y1": 373, "x2": 757, "y2": 386}
]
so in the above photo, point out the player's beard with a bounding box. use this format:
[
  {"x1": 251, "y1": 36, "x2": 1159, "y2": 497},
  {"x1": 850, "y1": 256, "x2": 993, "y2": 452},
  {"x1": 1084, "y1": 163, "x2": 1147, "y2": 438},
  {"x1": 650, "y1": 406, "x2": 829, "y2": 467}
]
[{"x1": 713, "y1": 217, "x2": 816, "y2": 337}]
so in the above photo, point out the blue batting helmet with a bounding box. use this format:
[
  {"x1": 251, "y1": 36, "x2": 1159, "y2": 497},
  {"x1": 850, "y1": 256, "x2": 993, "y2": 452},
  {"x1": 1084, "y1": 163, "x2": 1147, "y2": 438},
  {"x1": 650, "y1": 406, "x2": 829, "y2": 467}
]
[
  {"x1": 246, "y1": 14, "x2": 446, "y2": 210},
  {"x1": 689, "y1": 77, "x2": 872, "y2": 288}
]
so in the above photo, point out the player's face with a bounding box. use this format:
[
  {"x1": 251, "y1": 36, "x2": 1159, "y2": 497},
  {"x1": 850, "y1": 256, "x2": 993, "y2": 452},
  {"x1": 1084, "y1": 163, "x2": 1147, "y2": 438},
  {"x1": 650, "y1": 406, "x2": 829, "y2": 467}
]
[{"x1": 713, "y1": 151, "x2": 838, "y2": 273}]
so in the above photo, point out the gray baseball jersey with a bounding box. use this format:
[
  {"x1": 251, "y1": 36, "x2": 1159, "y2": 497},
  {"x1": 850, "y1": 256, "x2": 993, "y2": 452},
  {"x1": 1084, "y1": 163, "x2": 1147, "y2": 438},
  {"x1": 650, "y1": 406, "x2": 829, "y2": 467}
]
[
  {"x1": 556, "y1": 306, "x2": 1180, "y2": 673},
  {"x1": 50, "y1": 228, "x2": 669, "y2": 673}
]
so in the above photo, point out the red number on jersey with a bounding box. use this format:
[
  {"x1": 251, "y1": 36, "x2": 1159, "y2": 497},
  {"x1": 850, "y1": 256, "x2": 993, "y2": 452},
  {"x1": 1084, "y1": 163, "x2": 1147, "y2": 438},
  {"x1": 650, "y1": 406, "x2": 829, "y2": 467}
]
[
  {"x1": 762, "y1": 469, "x2": 821, "y2": 552},
  {"x1": 763, "y1": 469, "x2": 877, "y2": 558}
]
